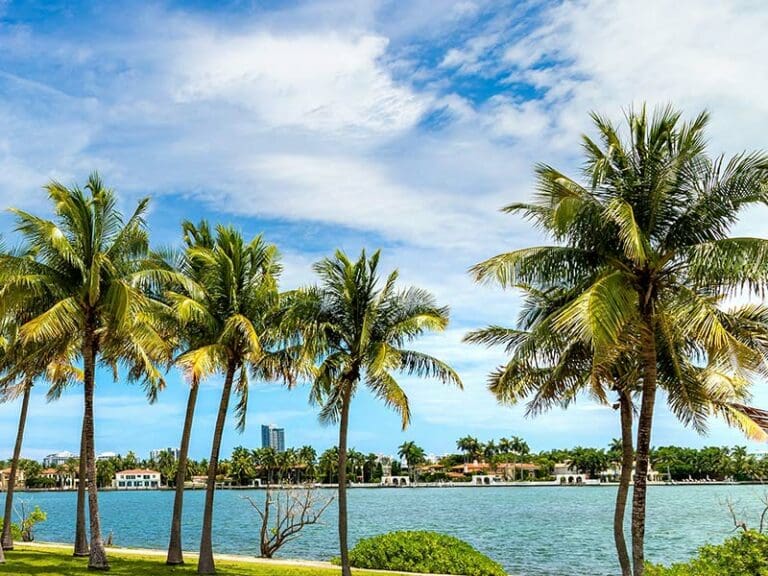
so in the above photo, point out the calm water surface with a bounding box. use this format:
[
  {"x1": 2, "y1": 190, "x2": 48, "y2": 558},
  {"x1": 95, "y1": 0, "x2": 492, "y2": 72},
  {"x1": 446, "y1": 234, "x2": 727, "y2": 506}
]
[{"x1": 2, "y1": 485, "x2": 764, "y2": 575}]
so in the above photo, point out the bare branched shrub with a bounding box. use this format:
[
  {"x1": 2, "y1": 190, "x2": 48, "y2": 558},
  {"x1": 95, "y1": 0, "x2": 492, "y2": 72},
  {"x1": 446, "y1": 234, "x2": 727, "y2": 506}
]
[
  {"x1": 721, "y1": 493, "x2": 768, "y2": 533},
  {"x1": 245, "y1": 484, "x2": 334, "y2": 558}
]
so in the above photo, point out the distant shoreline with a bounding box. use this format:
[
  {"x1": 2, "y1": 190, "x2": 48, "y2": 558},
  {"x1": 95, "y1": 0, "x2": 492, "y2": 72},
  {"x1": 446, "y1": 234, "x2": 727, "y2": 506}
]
[{"x1": 7, "y1": 480, "x2": 764, "y2": 493}]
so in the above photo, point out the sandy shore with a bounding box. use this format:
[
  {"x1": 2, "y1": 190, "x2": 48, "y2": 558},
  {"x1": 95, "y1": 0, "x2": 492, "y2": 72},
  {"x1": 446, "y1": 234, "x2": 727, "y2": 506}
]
[
  {"x1": 18, "y1": 541, "x2": 466, "y2": 576},
  {"x1": 19, "y1": 541, "x2": 335, "y2": 568}
]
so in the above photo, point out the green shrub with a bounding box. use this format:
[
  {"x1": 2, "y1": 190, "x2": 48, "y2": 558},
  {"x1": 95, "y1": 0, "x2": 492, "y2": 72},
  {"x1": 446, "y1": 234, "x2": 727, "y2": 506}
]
[
  {"x1": 646, "y1": 530, "x2": 768, "y2": 576},
  {"x1": 0, "y1": 505, "x2": 47, "y2": 542},
  {"x1": 336, "y1": 530, "x2": 506, "y2": 576}
]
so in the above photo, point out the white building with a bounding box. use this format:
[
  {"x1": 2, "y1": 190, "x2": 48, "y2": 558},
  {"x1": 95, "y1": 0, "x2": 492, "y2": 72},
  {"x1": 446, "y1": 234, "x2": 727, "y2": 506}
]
[
  {"x1": 150, "y1": 447, "x2": 180, "y2": 461},
  {"x1": 553, "y1": 462, "x2": 598, "y2": 485},
  {"x1": 471, "y1": 475, "x2": 500, "y2": 485},
  {"x1": 114, "y1": 469, "x2": 161, "y2": 490},
  {"x1": 97, "y1": 452, "x2": 119, "y2": 461},
  {"x1": 600, "y1": 463, "x2": 663, "y2": 483},
  {"x1": 43, "y1": 451, "x2": 77, "y2": 468},
  {"x1": 381, "y1": 475, "x2": 410, "y2": 486}
]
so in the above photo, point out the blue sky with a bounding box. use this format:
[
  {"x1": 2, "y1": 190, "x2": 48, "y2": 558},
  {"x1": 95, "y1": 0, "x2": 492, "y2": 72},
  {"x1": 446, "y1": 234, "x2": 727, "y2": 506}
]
[{"x1": 1, "y1": 0, "x2": 768, "y2": 463}]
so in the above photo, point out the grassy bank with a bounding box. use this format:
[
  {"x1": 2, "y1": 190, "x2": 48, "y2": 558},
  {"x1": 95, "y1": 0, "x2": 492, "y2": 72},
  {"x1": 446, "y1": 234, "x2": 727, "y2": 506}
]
[{"x1": 0, "y1": 545, "x2": 407, "y2": 576}]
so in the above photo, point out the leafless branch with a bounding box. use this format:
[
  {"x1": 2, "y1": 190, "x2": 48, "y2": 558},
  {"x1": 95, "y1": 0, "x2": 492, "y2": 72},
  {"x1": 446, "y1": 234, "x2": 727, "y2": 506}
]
[{"x1": 244, "y1": 483, "x2": 334, "y2": 558}]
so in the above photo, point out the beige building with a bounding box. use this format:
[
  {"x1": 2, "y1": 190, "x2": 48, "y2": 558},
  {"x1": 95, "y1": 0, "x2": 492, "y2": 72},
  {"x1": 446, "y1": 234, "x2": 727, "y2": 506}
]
[{"x1": 0, "y1": 468, "x2": 26, "y2": 491}]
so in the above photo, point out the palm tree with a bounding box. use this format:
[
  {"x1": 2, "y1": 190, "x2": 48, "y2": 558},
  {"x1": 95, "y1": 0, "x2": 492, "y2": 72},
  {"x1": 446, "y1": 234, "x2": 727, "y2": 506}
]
[
  {"x1": 289, "y1": 249, "x2": 462, "y2": 576},
  {"x1": 0, "y1": 334, "x2": 80, "y2": 551},
  {"x1": 483, "y1": 440, "x2": 497, "y2": 463},
  {"x1": 508, "y1": 436, "x2": 530, "y2": 456},
  {"x1": 143, "y1": 220, "x2": 214, "y2": 566},
  {"x1": 456, "y1": 436, "x2": 481, "y2": 462},
  {"x1": 0, "y1": 174, "x2": 168, "y2": 569},
  {"x1": 468, "y1": 283, "x2": 768, "y2": 576},
  {"x1": 297, "y1": 445, "x2": 317, "y2": 483},
  {"x1": 254, "y1": 447, "x2": 279, "y2": 485},
  {"x1": 397, "y1": 441, "x2": 425, "y2": 483},
  {"x1": 156, "y1": 224, "x2": 293, "y2": 575},
  {"x1": 318, "y1": 447, "x2": 339, "y2": 484},
  {"x1": 466, "y1": 286, "x2": 641, "y2": 575},
  {"x1": 470, "y1": 105, "x2": 768, "y2": 576}
]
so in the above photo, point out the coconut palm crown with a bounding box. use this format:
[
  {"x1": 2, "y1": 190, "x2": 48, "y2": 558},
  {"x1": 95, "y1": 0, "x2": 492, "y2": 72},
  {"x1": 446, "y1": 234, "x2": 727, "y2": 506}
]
[
  {"x1": 471, "y1": 105, "x2": 768, "y2": 576},
  {"x1": 0, "y1": 173, "x2": 169, "y2": 569},
  {"x1": 148, "y1": 223, "x2": 297, "y2": 575},
  {"x1": 288, "y1": 249, "x2": 462, "y2": 576}
]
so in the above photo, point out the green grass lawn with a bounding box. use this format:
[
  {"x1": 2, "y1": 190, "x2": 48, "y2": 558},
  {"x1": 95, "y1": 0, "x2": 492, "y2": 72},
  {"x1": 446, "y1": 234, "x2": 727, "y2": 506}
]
[{"x1": 0, "y1": 546, "x2": 403, "y2": 576}]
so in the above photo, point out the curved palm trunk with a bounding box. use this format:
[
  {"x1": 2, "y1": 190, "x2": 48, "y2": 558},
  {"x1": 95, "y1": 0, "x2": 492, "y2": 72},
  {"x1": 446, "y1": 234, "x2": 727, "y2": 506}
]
[
  {"x1": 1, "y1": 380, "x2": 32, "y2": 550},
  {"x1": 614, "y1": 389, "x2": 634, "y2": 576},
  {"x1": 632, "y1": 318, "x2": 658, "y2": 576},
  {"x1": 337, "y1": 385, "x2": 352, "y2": 576},
  {"x1": 74, "y1": 420, "x2": 89, "y2": 556},
  {"x1": 167, "y1": 381, "x2": 200, "y2": 565},
  {"x1": 83, "y1": 335, "x2": 108, "y2": 570},
  {"x1": 197, "y1": 364, "x2": 236, "y2": 575}
]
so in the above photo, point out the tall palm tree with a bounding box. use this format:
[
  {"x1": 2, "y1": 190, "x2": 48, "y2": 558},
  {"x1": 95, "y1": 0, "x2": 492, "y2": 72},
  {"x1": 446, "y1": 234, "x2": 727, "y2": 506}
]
[
  {"x1": 0, "y1": 333, "x2": 80, "y2": 551},
  {"x1": 0, "y1": 174, "x2": 168, "y2": 569},
  {"x1": 289, "y1": 250, "x2": 462, "y2": 576},
  {"x1": 142, "y1": 220, "x2": 214, "y2": 566},
  {"x1": 156, "y1": 224, "x2": 294, "y2": 575},
  {"x1": 468, "y1": 283, "x2": 768, "y2": 576},
  {"x1": 470, "y1": 105, "x2": 768, "y2": 576}
]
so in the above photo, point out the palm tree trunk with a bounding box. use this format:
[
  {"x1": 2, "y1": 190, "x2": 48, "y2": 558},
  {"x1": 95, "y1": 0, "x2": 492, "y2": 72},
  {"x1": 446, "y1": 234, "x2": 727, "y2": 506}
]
[
  {"x1": 83, "y1": 333, "x2": 109, "y2": 570},
  {"x1": 337, "y1": 383, "x2": 352, "y2": 576},
  {"x1": 614, "y1": 388, "x2": 633, "y2": 576},
  {"x1": 197, "y1": 363, "x2": 236, "y2": 575},
  {"x1": 74, "y1": 421, "x2": 89, "y2": 556},
  {"x1": 632, "y1": 317, "x2": 658, "y2": 576},
  {"x1": 167, "y1": 381, "x2": 200, "y2": 565},
  {"x1": 1, "y1": 380, "x2": 32, "y2": 550}
]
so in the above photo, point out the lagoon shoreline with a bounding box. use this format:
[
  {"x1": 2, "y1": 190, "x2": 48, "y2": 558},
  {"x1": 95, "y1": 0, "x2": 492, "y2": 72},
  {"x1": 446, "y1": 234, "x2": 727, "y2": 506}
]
[{"x1": 6, "y1": 479, "x2": 758, "y2": 493}]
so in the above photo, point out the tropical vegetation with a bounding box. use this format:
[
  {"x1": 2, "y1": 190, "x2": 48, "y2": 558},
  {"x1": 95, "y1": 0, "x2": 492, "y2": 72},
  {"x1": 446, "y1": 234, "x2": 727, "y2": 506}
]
[
  {"x1": 469, "y1": 105, "x2": 768, "y2": 576},
  {"x1": 285, "y1": 250, "x2": 462, "y2": 576},
  {"x1": 340, "y1": 531, "x2": 506, "y2": 576},
  {"x1": 646, "y1": 531, "x2": 768, "y2": 576},
  {"x1": 0, "y1": 176, "x2": 170, "y2": 569},
  {"x1": 1, "y1": 102, "x2": 768, "y2": 576}
]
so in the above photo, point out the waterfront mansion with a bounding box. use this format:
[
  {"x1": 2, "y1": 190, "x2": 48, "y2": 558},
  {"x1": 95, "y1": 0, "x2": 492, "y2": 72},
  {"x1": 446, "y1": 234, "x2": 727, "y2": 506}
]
[{"x1": 113, "y1": 469, "x2": 162, "y2": 490}]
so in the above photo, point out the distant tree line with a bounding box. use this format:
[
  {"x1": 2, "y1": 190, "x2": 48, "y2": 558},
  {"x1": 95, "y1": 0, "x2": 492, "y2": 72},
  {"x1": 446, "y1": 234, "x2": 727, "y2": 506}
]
[{"x1": 6, "y1": 440, "x2": 768, "y2": 490}]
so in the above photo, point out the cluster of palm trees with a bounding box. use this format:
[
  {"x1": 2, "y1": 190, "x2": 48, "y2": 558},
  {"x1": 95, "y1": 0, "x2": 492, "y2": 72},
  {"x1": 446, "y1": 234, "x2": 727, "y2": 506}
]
[
  {"x1": 228, "y1": 445, "x2": 320, "y2": 485},
  {"x1": 467, "y1": 105, "x2": 768, "y2": 576},
  {"x1": 1, "y1": 104, "x2": 767, "y2": 576},
  {"x1": 0, "y1": 177, "x2": 461, "y2": 575},
  {"x1": 455, "y1": 435, "x2": 529, "y2": 462}
]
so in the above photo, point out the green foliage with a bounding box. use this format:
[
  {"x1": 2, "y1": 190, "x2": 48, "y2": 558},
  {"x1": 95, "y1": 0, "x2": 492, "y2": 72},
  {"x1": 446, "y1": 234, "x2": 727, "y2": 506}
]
[
  {"x1": 646, "y1": 531, "x2": 768, "y2": 576},
  {"x1": 338, "y1": 531, "x2": 506, "y2": 576},
  {"x1": 1, "y1": 505, "x2": 46, "y2": 542},
  {"x1": 569, "y1": 447, "x2": 610, "y2": 476}
]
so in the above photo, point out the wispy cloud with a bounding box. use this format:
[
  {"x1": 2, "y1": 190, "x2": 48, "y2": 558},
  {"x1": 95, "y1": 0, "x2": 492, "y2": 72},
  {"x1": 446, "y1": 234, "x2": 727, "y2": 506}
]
[{"x1": 1, "y1": 0, "x2": 767, "y2": 458}]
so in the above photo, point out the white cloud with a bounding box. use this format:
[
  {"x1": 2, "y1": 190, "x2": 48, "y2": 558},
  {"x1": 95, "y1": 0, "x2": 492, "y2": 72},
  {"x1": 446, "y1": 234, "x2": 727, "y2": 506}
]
[
  {"x1": 170, "y1": 31, "x2": 429, "y2": 134},
  {"x1": 483, "y1": 96, "x2": 551, "y2": 139},
  {"x1": 2, "y1": 0, "x2": 768, "y2": 454},
  {"x1": 504, "y1": 0, "x2": 768, "y2": 150}
]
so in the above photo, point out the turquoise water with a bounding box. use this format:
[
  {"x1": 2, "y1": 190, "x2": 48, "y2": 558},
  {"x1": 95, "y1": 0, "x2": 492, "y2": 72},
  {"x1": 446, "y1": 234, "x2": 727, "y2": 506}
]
[{"x1": 2, "y1": 485, "x2": 765, "y2": 575}]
